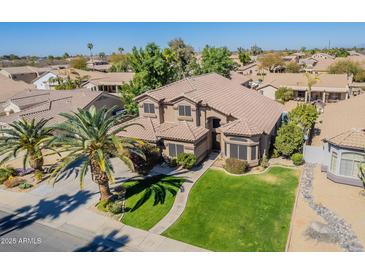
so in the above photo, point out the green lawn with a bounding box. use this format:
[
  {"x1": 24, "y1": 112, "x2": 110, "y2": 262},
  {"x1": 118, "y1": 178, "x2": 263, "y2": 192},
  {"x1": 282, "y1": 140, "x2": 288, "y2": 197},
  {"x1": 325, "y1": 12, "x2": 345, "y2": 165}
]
[
  {"x1": 121, "y1": 175, "x2": 184, "y2": 230},
  {"x1": 162, "y1": 167, "x2": 299, "y2": 251}
]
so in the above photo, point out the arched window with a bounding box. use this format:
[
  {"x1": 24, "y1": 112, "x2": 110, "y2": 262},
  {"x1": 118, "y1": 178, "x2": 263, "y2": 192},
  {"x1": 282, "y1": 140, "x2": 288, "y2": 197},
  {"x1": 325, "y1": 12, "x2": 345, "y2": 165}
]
[{"x1": 339, "y1": 153, "x2": 365, "y2": 178}]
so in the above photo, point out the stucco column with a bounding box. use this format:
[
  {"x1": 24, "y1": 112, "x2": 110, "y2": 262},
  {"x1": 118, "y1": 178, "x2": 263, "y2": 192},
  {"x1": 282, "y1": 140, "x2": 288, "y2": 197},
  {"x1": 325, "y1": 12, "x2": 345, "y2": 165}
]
[
  {"x1": 322, "y1": 92, "x2": 326, "y2": 103},
  {"x1": 345, "y1": 93, "x2": 349, "y2": 100},
  {"x1": 304, "y1": 91, "x2": 308, "y2": 103}
]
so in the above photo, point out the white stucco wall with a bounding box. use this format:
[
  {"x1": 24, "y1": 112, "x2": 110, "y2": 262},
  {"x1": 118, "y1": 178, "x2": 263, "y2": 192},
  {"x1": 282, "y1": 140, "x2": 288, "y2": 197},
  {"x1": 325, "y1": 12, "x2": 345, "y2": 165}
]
[
  {"x1": 33, "y1": 72, "x2": 58, "y2": 90},
  {"x1": 259, "y1": 86, "x2": 277, "y2": 100}
]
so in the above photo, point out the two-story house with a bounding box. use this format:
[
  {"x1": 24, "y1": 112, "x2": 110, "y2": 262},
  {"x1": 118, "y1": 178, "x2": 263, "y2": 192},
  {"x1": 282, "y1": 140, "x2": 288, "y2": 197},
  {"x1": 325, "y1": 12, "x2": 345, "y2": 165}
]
[{"x1": 118, "y1": 73, "x2": 285, "y2": 166}]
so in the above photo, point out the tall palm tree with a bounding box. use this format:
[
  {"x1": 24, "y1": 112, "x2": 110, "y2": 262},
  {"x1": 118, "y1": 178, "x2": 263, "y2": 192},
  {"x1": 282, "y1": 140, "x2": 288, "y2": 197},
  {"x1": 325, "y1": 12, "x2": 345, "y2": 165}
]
[
  {"x1": 305, "y1": 73, "x2": 319, "y2": 102},
  {"x1": 118, "y1": 47, "x2": 124, "y2": 54},
  {"x1": 50, "y1": 106, "x2": 144, "y2": 201},
  {"x1": 87, "y1": 43, "x2": 94, "y2": 69},
  {"x1": 0, "y1": 118, "x2": 53, "y2": 171}
]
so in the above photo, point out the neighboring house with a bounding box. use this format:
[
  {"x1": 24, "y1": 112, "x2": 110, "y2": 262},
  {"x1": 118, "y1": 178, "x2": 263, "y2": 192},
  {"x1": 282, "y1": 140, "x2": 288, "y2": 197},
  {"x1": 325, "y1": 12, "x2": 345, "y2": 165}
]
[
  {"x1": 312, "y1": 53, "x2": 335, "y2": 60},
  {"x1": 0, "y1": 66, "x2": 51, "y2": 83},
  {"x1": 311, "y1": 58, "x2": 336, "y2": 73},
  {"x1": 299, "y1": 58, "x2": 318, "y2": 71},
  {"x1": 319, "y1": 93, "x2": 365, "y2": 187},
  {"x1": 0, "y1": 89, "x2": 123, "y2": 127},
  {"x1": 0, "y1": 74, "x2": 34, "y2": 105},
  {"x1": 32, "y1": 69, "x2": 105, "y2": 90},
  {"x1": 236, "y1": 62, "x2": 258, "y2": 75},
  {"x1": 83, "y1": 72, "x2": 135, "y2": 93},
  {"x1": 257, "y1": 73, "x2": 351, "y2": 102},
  {"x1": 118, "y1": 73, "x2": 284, "y2": 165},
  {"x1": 87, "y1": 59, "x2": 112, "y2": 72},
  {"x1": 282, "y1": 55, "x2": 299, "y2": 63}
]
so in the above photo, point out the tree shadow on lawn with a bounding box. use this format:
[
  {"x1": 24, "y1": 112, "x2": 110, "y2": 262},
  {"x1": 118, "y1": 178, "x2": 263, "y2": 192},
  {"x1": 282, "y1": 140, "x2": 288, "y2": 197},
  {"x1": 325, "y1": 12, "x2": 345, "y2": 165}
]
[
  {"x1": 74, "y1": 230, "x2": 129, "y2": 252},
  {"x1": 123, "y1": 175, "x2": 184, "y2": 212},
  {"x1": 0, "y1": 191, "x2": 94, "y2": 237}
]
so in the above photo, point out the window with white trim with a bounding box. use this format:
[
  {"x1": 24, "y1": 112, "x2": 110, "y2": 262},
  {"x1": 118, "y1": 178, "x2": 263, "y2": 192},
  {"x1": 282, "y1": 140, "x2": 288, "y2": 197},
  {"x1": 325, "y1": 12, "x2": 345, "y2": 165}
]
[
  {"x1": 143, "y1": 103, "x2": 155, "y2": 114},
  {"x1": 178, "y1": 105, "x2": 191, "y2": 117},
  {"x1": 251, "y1": 146, "x2": 257, "y2": 160},
  {"x1": 339, "y1": 153, "x2": 364, "y2": 178},
  {"x1": 168, "y1": 143, "x2": 184, "y2": 157},
  {"x1": 330, "y1": 152, "x2": 337, "y2": 172}
]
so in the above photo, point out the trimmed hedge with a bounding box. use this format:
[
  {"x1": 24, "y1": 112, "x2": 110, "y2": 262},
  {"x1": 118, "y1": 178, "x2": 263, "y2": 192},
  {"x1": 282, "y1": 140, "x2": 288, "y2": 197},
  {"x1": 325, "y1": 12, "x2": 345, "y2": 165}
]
[
  {"x1": 177, "y1": 153, "x2": 197, "y2": 169},
  {"x1": 291, "y1": 153, "x2": 304, "y2": 166},
  {"x1": 224, "y1": 158, "x2": 248, "y2": 174}
]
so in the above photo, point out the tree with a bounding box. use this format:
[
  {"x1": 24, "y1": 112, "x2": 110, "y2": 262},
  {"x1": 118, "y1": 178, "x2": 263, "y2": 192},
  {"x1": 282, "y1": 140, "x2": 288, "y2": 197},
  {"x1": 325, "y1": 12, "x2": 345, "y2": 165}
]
[
  {"x1": 305, "y1": 73, "x2": 319, "y2": 102},
  {"x1": 87, "y1": 43, "x2": 94, "y2": 69},
  {"x1": 250, "y1": 44, "x2": 263, "y2": 56},
  {"x1": 288, "y1": 104, "x2": 318, "y2": 132},
  {"x1": 258, "y1": 53, "x2": 284, "y2": 72},
  {"x1": 274, "y1": 122, "x2": 304, "y2": 157},
  {"x1": 197, "y1": 45, "x2": 238, "y2": 78},
  {"x1": 329, "y1": 60, "x2": 365, "y2": 81},
  {"x1": 285, "y1": 61, "x2": 301, "y2": 73},
  {"x1": 275, "y1": 87, "x2": 294, "y2": 103},
  {"x1": 0, "y1": 118, "x2": 53, "y2": 172},
  {"x1": 50, "y1": 106, "x2": 144, "y2": 201},
  {"x1": 118, "y1": 47, "x2": 124, "y2": 54},
  {"x1": 165, "y1": 38, "x2": 195, "y2": 78},
  {"x1": 70, "y1": 57, "x2": 87, "y2": 70},
  {"x1": 98, "y1": 52, "x2": 106, "y2": 60},
  {"x1": 237, "y1": 47, "x2": 251, "y2": 66},
  {"x1": 63, "y1": 52, "x2": 70, "y2": 59}
]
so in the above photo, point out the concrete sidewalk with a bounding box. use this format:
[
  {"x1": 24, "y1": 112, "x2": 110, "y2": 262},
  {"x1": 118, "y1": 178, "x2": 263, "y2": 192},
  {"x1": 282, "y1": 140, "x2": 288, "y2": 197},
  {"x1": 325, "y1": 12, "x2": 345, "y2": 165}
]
[
  {"x1": 149, "y1": 153, "x2": 218, "y2": 234},
  {"x1": 0, "y1": 183, "x2": 207, "y2": 252}
]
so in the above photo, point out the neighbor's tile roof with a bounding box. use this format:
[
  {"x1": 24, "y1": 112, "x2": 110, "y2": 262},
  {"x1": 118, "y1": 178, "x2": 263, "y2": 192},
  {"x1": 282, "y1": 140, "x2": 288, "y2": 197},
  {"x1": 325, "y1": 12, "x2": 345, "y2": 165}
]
[
  {"x1": 0, "y1": 74, "x2": 34, "y2": 102},
  {"x1": 118, "y1": 117, "x2": 208, "y2": 143},
  {"x1": 137, "y1": 73, "x2": 284, "y2": 136},
  {"x1": 219, "y1": 118, "x2": 262, "y2": 136},
  {"x1": 259, "y1": 73, "x2": 349, "y2": 92},
  {"x1": 325, "y1": 129, "x2": 365, "y2": 150},
  {"x1": 87, "y1": 72, "x2": 134, "y2": 85},
  {"x1": 0, "y1": 66, "x2": 50, "y2": 75},
  {"x1": 320, "y1": 93, "x2": 365, "y2": 145},
  {"x1": 0, "y1": 89, "x2": 103, "y2": 124}
]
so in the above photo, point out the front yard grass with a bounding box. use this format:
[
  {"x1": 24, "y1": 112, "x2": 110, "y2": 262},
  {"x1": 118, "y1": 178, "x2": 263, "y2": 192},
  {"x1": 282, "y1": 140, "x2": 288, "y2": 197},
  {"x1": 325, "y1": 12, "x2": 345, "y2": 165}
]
[
  {"x1": 163, "y1": 167, "x2": 299, "y2": 251},
  {"x1": 121, "y1": 175, "x2": 184, "y2": 231}
]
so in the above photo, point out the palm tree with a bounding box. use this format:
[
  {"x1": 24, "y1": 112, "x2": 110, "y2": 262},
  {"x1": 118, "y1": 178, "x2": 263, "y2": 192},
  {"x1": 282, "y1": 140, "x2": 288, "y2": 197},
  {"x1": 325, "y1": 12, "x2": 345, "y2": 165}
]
[
  {"x1": 0, "y1": 118, "x2": 53, "y2": 172},
  {"x1": 305, "y1": 73, "x2": 319, "y2": 102},
  {"x1": 118, "y1": 47, "x2": 124, "y2": 54},
  {"x1": 87, "y1": 43, "x2": 94, "y2": 69},
  {"x1": 50, "y1": 106, "x2": 144, "y2": 201}
]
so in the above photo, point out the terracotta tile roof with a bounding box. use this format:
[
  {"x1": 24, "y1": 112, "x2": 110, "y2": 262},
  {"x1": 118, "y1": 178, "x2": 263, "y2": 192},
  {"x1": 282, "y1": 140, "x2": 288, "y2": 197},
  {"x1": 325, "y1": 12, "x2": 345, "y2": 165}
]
[
  {"x1": 138, "y1": 73, "x2": 284, "y2": 135},
  {"x1": 157, "y1": 121, "x2": 208, "y2": 142},
  {"x1": 219, "y1": 118, "x2": 262, "y2": 136},
  {"x1": 325, "y1": 129, "x2": 365, "y2": 150},
  {"x1": 0, "y1": 75, "x2": 34, "y2": 102},
  {"x1": 118, "y1": 117, "x2": 208, "y2": 143},
  {"x1": 320, "y1": 93, "x2": 365, "y2": 143},
  {"x1": 259, "y1": 73, "x2": 349, "y2": 92},
  {"x1": 88, "y1": 72, "x2": 135, "y2": 86},
  {"x1": 0, "y1": 89, "x2": 103, "y2": 125}
]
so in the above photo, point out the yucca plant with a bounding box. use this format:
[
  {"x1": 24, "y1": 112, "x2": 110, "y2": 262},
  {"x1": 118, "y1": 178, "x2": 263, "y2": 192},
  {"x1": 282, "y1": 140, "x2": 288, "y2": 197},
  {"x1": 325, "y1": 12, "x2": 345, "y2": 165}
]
[
  {"x1": 0, "y1": 118, "x2": 53, "y2": 172},
  {"x1": 50, "y1": 106, "x2": 144, "y2": 201}
]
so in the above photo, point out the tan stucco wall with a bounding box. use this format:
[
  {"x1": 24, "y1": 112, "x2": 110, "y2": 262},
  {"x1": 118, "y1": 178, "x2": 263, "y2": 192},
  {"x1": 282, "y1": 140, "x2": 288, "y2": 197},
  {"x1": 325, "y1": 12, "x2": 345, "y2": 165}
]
[{"x1": 138, "y1": 98, "x2": 162, "y2": 123}]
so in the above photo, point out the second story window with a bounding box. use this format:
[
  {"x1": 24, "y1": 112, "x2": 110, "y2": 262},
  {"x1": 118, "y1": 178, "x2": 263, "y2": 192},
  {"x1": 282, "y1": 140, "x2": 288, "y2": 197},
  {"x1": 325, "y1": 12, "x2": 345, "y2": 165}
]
[
  {"x1": 178, "y1": 105, "x2": 191, "y2": 117},
  {"x1": 143, "y1": 103, "x2": 155, "y2": 114}
]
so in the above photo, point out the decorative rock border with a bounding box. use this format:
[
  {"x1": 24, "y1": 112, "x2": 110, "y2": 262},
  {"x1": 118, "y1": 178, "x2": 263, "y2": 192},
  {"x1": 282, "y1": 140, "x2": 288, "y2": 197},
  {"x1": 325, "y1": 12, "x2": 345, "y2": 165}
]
[{"x1": 300, "y1": 163, "x2": 363, "y2": 252}]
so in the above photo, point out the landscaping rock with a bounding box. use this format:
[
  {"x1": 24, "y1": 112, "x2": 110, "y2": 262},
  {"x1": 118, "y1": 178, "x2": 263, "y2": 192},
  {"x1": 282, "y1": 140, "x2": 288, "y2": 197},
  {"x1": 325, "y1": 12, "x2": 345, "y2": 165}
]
[{"x1": 300, "y1": 164, "x2": 364, "y2": 252}]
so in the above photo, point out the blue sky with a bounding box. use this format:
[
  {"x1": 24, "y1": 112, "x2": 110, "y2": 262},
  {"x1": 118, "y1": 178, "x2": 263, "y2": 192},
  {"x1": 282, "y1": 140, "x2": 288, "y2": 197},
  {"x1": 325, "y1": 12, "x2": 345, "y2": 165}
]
[{"x1": 1, "y1": 22, "x2": 364, "y2": 56}]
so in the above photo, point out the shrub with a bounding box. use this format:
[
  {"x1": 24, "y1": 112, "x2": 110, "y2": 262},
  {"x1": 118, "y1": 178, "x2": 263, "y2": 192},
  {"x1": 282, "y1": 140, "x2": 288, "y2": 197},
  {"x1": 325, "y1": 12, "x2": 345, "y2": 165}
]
[
  {"x1": 275, "y1": 87, "x2": 294, "y2": 102},
  {"x1": 0, "y1": 166, "x2": 17, "y2": 184},
  {"x1": 260, "y1": 154, "x2": 269, "y2": 168},
  {"x1": 4, "y1": 177, "x2": 27, "y2": 188},
  {"x1": 164, "y1": 156, "x2": 178, "y2": 168},
  {"x1": 19, "y1": 182, "x2": 33, "y2": 190},
  {"x1": 274, "y1": 122, "x2": 304, "y2": 157},
  {"x1": 176, "y1": 153, "x2": 197, "y2": 169},
  {"x1": 106, "y1": 201, "x2": 124, "y2": 214},
  {"x1": 291, "y1": 153, "x2": 304, "y2": 166},
  {"x1": 131, "y1": 143, "x2": 161, "y2": 175},
  {"x1": 288, "y1": 104, "x2": 318, "y2": 131},
  {"x1": 224, "y1": 158, "x2": 248, "y2": 174},
  {"x1": 271, "y1": 149, "x2": 280, "y2": 158}
]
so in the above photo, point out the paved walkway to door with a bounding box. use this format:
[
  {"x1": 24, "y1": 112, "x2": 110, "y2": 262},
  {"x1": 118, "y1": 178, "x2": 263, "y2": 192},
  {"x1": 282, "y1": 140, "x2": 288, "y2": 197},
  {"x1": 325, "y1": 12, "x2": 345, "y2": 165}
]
[{"x1": 149, "y1": 153, "x2": 219, "y2": 234}]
